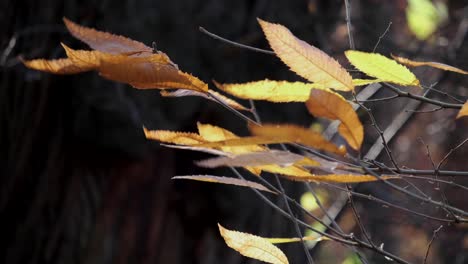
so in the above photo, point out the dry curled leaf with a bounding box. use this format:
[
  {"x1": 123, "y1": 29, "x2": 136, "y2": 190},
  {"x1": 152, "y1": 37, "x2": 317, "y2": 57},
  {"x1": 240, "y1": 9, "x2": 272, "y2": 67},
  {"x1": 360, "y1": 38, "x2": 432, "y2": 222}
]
[
  {"x1": 391, "y1": 54, "x2": 468, "y2": 75},
  {"x1": 456, "y1": 101, "x2": 468, "y2": 119},
  {"x1": 218, "y1": 224, "x2": 289, "y2": 264},
  {"x1": 214, "y1": 79, "x2": 326, "y2": 102},
  {"x1": 345, "y1": 50, "x2": 420, "y2": 86},
  {"x1": 172, "y1": 175, "x2": 276, "y2": 194},
  {"x1": 306, "y1": 89, "x2": 363, "y2": 150},
  {"x1": 258, "y1": 19, "x2": 354, "y2": 91},
  {"x1": 159, "y1": 89, "x2": 250, "y2": 111},
  {"x1": 144, "y1": 128, "x2": 207, "y2": 145}
]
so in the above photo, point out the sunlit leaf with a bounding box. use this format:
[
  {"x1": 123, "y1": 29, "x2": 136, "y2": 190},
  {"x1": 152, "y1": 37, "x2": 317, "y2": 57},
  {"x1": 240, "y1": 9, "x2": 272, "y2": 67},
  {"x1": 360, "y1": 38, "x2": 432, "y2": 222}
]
[
  {"x1": 391, "y1": 55, "x2": 468, "y2": 75},
  {"x1": 218, "y1": 224, "x2": 289, "y2": 264},
  {"x1": 172, "y1": 175, "x2": 276, "y2": 194},
  {"x1": 22, "y1": 58, "x2": 90, "y2": 74},
  {"x1": 214, "y1": 79, "x2": 326, "y2": 102},
  {"x1": 63, "y1": 17, "x2": 153, "y2": 55},
  {"x1": 144, "y1": 128, "x2": 207, "y2": 145},
  {"x1": 306, "y1": 89, "x2": 363, "y2": 150},
  {"x1": 352, "y1": 78, "x2": 381, "y2": 86},
  {"x1": 258, "y1": 19, "x2": 354, "y2": 91},
  {"x1": 345, "y1": 50, "x2": 420, "y2": 86},
  {"x1": 456, "y1": 101, "x2": 468, "y2": 119}
]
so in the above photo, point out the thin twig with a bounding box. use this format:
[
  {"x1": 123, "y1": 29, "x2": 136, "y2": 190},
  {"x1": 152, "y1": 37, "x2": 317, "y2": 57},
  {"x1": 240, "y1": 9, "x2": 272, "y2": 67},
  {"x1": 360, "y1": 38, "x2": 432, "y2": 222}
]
[
  {"x1": 343, "y1": 0, "x2": 355, "y2": 49},
  {"x1": 373, "y1": 21, "x2": 392, "y2": 52},
  {"x1": 423, "y1": 225, "x2": 443, "y2": 264}
]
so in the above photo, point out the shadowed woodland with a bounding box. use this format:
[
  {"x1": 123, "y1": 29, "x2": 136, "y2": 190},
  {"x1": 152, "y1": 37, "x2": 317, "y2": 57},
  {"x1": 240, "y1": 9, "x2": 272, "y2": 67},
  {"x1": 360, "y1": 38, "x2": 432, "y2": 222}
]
[{"x1": 1, "y1": 0, "x2": 468, "y2": 263}]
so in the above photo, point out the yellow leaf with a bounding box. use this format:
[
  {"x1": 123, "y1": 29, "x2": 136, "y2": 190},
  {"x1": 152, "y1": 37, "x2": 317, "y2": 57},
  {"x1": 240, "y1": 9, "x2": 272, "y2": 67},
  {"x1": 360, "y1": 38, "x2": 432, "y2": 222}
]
[
  {"x1": 352, "y1": 78, "x2": 381, "y2": 86},
  {"x1": 283, "y1": 174, "x2": 398, "y2": 183},
  {"x1": 258, "y1": 19, "x2": 354, "y2": 91},
  {"x1": 255, "y1": 164, "x2": 313, "y2": 177},
  {"x1": 214, "y1": 79, "x2": 326, "y2": 102},
  {"x1": 456, "y1": 101, "x2": 468, "y2": 119},
  {"x1": 249, "y1": 124, "x2": 346, "y2": 155},
  {"x1": 345, "y1": 50, "x2": 420, "y2": 86},
  {"x1": 218, "y1": 224, "x2": 289, "y2": 264},
  {"x1": 406, "y1": 0, "x2": 445, "y2": 40},
  {"x1": 22, "y1": 58, "x2": 90, "y2": 74},
  {"x1": 144, "y1": 128, "x2": 207, "y2": 145},
  {"x1": 172, "y1": 175, "x2": 276, "y2": 194},
  {"x1": 391, "y1": 55, "x2": 468, "y2": 75},
  {"x1": 63, "y1": 17, "x2": 153, "y2": 55},
  {"x1": 306, "y1": 89, "x2": 363, "y2": 150}
]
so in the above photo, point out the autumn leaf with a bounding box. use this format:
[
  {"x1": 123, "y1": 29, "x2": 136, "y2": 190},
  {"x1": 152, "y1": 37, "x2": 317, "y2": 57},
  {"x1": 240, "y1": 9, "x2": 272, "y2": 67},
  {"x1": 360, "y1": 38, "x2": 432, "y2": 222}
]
[
  {"x1": 195, "y1": 150, "x2": 319, "y2": 168},
  {"x1": 214, "y1": 79, "x2": 326, "y2": 102},
  {"x1": 345, "y1": 50, "x2": 420, "y2": 86},
  {"x1": 172, "y1": 175, "x2": 276, "y2": 194},
  {"x1": 63, "y1": 17, "x2": 153, "y2": 55},
  {"x1": 456, "y1": 101, "x2": 468, "y2": 119},
  {"x1": 283, "y1": 174, "x2": 398, "y2": 183},
  {"x1": 306, "y1": 89, "x2": 363, "y2": 150},
  {"x1": 218, "y1": 224, "x2": 289, "y2": 264},
  {"x1": 391, "y1": 55, "x2": 468, "y2": 75},
  {"x1": 143, "y1": 128, "x2": 207, "y2": 145},
  {"x1": 267, "y1": 236, "x2": 327, "y2": 244},
  {"x1": 258, "y1": 19, "x2": 354, "y2": 91},
  {"x1": 21, "y1": 58, "x2": 90, "y2": 74}
]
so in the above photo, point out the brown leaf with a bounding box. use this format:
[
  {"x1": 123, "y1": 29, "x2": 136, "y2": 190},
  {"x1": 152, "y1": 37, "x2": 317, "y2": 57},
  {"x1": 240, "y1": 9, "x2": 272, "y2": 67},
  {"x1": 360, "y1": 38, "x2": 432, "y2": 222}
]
[
  {"x1": 160, "y1": 89, "x2": 250, "y2": 111},
  {"x1": 391, "y1": 54, "x2": 468, "y2": 75},
  {"x1": 63, "y1": 17, "x2": 153, "y2": 55},
  {"x1": 172, "y1": 175, "x2": 276, "y2": 194},
  {"x1": 456, "y1": 101, "x2": 468, "y2": 119},
  {"x1": 258, "y1": 19, "x2": 354, "y2": 91},
  {"x1": 306, "y1": 89, "x2": 363, "y2": 150}
]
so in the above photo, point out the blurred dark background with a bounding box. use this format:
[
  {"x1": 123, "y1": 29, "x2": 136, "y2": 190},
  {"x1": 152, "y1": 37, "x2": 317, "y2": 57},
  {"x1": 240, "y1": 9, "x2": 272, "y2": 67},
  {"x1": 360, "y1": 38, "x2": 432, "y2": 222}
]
[{"x1": 1, "y1": 0, "x2": 467, "y2": 263}]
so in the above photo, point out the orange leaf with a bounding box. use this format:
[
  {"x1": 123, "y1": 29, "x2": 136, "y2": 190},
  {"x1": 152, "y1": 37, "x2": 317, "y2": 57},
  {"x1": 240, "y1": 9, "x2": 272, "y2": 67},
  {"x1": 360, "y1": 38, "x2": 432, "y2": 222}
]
[
  {"x1": 143, "y1": 128, "x2": 207, "y2": 145},
  {"x1": 61, "y1": 44, "x2": 208, "y2": 91},
  {"x1": 172, "y1": 175, "x2": 276, "y2": 194},
  {"x1": 63, "y1": 17, "x2": 153, "y2": 55},
  {"x1": 249, "y1": 123, "x2": 346, "y2": 155},
  {"x1": 456, "y1": 101, "x2": 468, "y2": 119},
  {"x1": 306, "y1": 89, "x2": 363, "y2": 150},
  {"x1": 22, "y1": 58, "x2": 90, "y2": 74},
  {"x1": 391, "y1": 55, "x2": 468, "y2": 75},
  {"x1": 258, "y1": 19, "x2": 353, "y2": 91}
]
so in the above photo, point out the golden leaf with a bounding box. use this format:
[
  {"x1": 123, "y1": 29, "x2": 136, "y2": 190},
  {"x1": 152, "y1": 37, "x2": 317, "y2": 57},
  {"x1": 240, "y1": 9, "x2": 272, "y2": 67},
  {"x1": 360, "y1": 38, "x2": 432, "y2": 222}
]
[
  {"x1": 306, "y1": 89, "x2": 363, "y2": 150},
  {"x1": 258, "y1": 19, "x2": 354, "y2": 91},
  {"x1": 345, "y1": 50, "x2": 420, "y2": 86},
  {"x1": 218, "y1": 224, "x2": 289, "y2": 264},
  {"x1": 63, "y1": 17, "x2": 153, "y2": 55},
  {"x1": 249, "y1": 124, "x2": 346, "y2": 155},
  {"x1": 391, "y1": 55, "x2": 468, "y2": 75},
  {"x1": 22, "y1": 58, "x2": 89, "y2": 74},
  {"x1": 283, "y1": 174, "x2": 398, "y2": 183},
  {"x1": 456, "y1": 101, "x2": 468, "y2": 119},
  {"x1": 172, "y1": 175, "x2": 276, "y2": 194},
  {"x1": 144, "y1": 128, "x2": 207, "y2": 145},
  {"x1": 214, "y1": 79, "x2": 326, "y2": 102}
]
